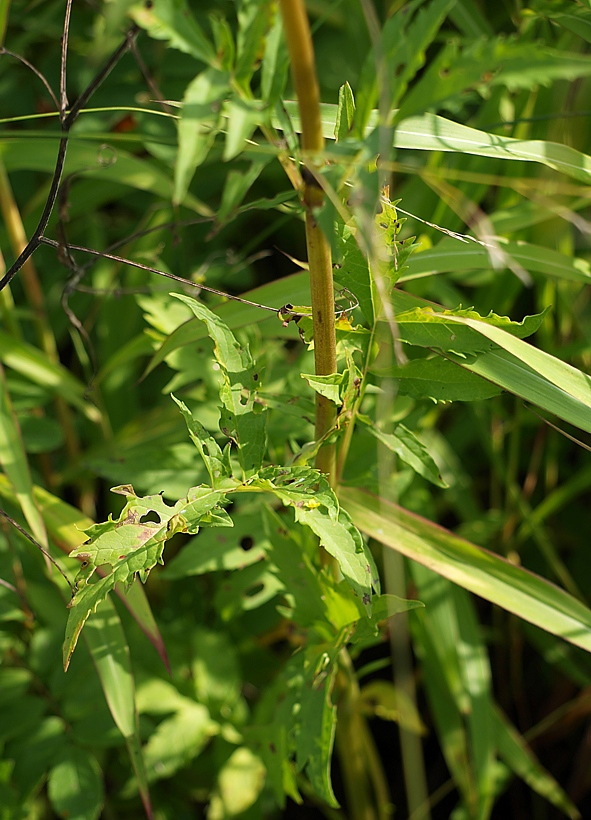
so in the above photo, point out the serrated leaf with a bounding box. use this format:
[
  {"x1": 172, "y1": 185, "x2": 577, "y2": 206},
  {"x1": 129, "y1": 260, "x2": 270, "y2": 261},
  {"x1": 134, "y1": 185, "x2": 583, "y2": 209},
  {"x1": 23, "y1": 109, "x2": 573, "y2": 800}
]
[
  {"x1": 397, "y1": 36, "x2": 591, "y2": 122},
  {"x1": 63, "y1": 485, "x2": 227, "y2": 669},
  {"x1": 355, "y1": 0, "x2": 456, "y2": 133},
  {"x1": 172, "y1": 294, "x2": 266, "y2": 478},
  {"x1": 296, "y1": 674, "x2": 338, "y2": 808},
  {"x1": 359, "y1": 415, "x2": 447, "y2": 487},
  {"x1": 263, "y1": 506, "x2": 329, "y2": 628},
  {"x1": 396, "y1": 305, "x2": 546, "y2": 355},
  {"x1": 294, "y1": 506, "x2": 375, "y2": 611},
  {"x1": 172, "y1": 395, "x2": 230, "y2": 487},
  {"x1": 337, "y1": 223, "x2": 374, "y2": 325}
]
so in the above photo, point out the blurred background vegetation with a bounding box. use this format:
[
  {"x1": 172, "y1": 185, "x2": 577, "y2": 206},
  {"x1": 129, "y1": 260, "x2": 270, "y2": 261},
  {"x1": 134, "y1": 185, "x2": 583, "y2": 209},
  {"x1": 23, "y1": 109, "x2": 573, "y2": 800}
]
[{"x1": 2, "y1": 1, "x2": 591, "y2": 818}]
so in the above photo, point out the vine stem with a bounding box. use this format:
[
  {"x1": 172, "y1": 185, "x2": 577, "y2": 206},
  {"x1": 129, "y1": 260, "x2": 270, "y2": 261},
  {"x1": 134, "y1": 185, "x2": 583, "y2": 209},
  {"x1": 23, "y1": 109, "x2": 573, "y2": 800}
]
[{"x1": 279, "y1": 0, "x2": 337, "y2": 483}]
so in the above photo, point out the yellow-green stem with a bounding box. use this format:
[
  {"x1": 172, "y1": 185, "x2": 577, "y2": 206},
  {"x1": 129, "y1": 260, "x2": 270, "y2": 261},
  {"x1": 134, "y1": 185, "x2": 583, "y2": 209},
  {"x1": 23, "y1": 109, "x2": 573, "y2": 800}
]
[{"x1": 279, "y1": 0, "x2": 337, "y2": 482}]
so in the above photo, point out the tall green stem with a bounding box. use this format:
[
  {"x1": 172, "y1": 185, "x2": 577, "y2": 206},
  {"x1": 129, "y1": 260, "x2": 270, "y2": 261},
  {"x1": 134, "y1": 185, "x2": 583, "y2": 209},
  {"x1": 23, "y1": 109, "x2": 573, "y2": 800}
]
[{"x1": 279, "y1": 0, "x2": 337, "y2": 482}]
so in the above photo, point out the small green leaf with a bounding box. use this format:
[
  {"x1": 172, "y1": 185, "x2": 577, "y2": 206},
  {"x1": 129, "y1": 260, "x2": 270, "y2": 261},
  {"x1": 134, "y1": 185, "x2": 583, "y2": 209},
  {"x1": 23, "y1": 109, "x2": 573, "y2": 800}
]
[
  {"x1": 235, "y1": 0, "x2": 275, "y2": 87},
  {"x1": 130, "y1": 0, "x2": 216, "y2": 65},
  {"x1": 222, "y1": 97, "x2": 261, "y2": 161},
  {"x1": 359, "y1": 681, "x2": 426, "y2": 734},
  {"x1": 301, "y1": 372, "x2": 344, "y2": 405},
  {"x1": 359, "y1": 415, "x2": 448, "y2": 487},
  {"x1": 141, "y1": 703, "x2": 218, "y2": 784},
  {"x1": 334, "y1": 82, "x2": 355, "y2": 141},
  {"x1": 48, "y1": 747, "x2": 104, "y2": 820},
  {"x1": 213, "y1": 747, "x2": 266, "y2": 816}
]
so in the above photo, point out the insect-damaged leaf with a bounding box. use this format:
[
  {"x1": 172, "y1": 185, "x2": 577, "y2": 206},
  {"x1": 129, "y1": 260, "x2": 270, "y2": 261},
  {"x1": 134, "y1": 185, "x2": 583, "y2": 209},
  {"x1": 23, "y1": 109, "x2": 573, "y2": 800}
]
[{"x1": 63, "y1": 484, "x2": 227, "y2": 669}]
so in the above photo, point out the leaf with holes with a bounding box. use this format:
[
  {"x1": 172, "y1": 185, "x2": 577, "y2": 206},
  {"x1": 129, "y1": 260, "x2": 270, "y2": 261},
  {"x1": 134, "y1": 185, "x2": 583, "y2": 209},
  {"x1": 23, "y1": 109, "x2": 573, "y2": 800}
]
[{"x1": 63, "y1": 484, "x2": 228, "y2": 669}]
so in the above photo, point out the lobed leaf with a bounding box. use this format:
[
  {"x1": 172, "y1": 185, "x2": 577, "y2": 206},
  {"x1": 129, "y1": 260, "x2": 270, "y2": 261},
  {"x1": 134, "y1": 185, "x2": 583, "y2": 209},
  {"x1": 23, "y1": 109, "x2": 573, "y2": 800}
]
[
  {"x1": 63, "y1": 484, "x2": 227, "y2": 669},
  {"x1": 173, "y1": 294, "x2": 267, "y2": 478}
]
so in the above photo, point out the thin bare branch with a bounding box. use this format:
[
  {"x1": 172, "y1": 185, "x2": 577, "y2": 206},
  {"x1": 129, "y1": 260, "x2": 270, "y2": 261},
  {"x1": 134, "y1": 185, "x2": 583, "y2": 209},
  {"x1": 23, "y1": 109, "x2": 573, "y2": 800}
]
[
  {"x1": 0, "y1": 23, "x2": 141, "y2": 294},
  {"x1": 0, "y1": 48, "x2": 59, "y2": 110},
  {"x1": 64, "y1": 25, "x2": 140, "y2": 129},
  {"x1": 0, "y1": 508, "x2": 73, "y2": 591},
  {"x1": 40, "y1": 237, "x2": 280, "y2": 312},
  {"x1": 60, "y1": 0, "x2": 74, "y2": 121}
]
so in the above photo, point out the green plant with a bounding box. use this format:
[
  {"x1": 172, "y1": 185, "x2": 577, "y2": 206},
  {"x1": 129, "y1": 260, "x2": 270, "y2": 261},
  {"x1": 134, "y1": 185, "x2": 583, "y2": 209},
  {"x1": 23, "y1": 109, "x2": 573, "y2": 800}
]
[{"x1": 3, "y1": 1, "x2": 591, "y2": 818}]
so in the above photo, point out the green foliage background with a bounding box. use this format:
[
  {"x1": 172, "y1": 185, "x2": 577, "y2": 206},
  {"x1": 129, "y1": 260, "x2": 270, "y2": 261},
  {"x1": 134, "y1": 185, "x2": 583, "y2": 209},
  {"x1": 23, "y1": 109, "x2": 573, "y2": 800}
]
[{"x1": 2, "y1": 1, "x2": 591, "y2": 818}]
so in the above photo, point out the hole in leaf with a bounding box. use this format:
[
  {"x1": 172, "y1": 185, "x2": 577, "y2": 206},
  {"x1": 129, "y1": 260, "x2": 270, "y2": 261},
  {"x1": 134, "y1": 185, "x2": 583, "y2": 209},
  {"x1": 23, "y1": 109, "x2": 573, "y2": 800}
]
[
  {"x1": 140, "y1": 511, "x2": 160, "y2": 524},
  {"x1": 245, "y1": 582, "x2": 264, "y2": 598},
  {"x1": 240, "y1": 536, "x2": 254, "y2": 552}
]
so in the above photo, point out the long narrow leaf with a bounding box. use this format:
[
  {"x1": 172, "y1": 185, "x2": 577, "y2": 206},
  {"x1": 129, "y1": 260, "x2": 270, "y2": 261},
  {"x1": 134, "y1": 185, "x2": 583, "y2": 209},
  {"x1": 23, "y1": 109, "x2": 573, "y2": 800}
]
[{"x1": 340, "y1": 487, "x2": 591, "y2": 654}]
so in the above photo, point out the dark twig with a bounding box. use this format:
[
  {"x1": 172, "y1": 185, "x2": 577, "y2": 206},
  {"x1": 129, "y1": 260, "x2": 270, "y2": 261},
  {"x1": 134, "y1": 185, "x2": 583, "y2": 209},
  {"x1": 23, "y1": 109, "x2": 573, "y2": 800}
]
[
  {"x1": 0, "y1": 508, "x2": 73, "y2": 591},
  {"x1": 129, "y1": 38, "x2": 172, "y2": 115},
  {"x1": 0, "y1": 48, "x2": 59, "y2": 110},
  {"x1": 63, "y1": 26, "x2": 140, "y2": 129},
  {"x1": 40, "y1": 237, "x2": 281, "y2": 312},
  {"x1": 56, "y1": 178, "x2": 99, "y2": 378},
  {"x1": 59, "y1": 0, "x2": 73, "y2": 122},
  {"x1": 0, "y1": 19, "x2": 139, "y2": 294}
]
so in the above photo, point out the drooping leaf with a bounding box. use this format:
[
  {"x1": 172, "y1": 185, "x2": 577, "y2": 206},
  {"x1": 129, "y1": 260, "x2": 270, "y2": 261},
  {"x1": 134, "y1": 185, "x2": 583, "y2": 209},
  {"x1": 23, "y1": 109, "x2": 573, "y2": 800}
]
[
  {"x1": 395, "y1": 305, "x2": 546, "y2": 355},
  {"x1": 441, "y1": 314, "x2": 591, "y2": 434},
  {"x1": 358, "y1": 414, "x2": 447, "y2": 487},
  {"x1": 493, "y1": 706, "x2": 581, "y2": 819},
  {"x1": 341, "y1": 487, "x2": 591, "y2": 655}
]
